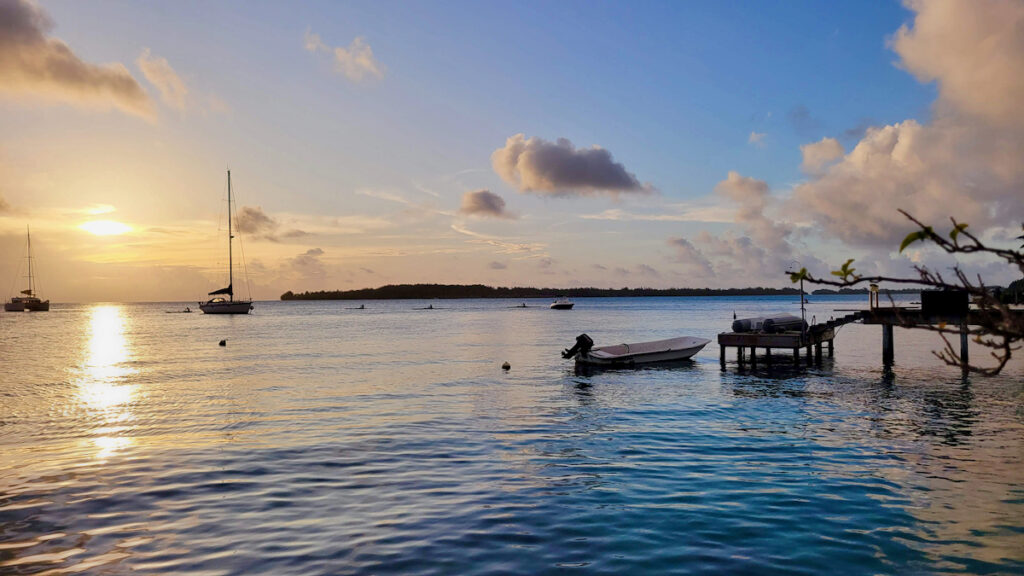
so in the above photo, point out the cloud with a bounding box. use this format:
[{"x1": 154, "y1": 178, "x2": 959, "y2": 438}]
[
  {"x1": 666, "y1": 171, "x2": 826, "y2": 285},
  {"x1": 786, "y1": 0, "x2": 1024, "y2": 252},
  {"x1": 667, "y1": 237, "x2": 714, "y2": 277},
  {"x1": 304, "y1": 30, "x2": 384, "y2": 82},
  {"x1": 459, "y1": 189, "x2": 516, "y2": 219},
  {"x1": 788, "y1": 105, "x2": 822, "y2": 137},
  {"x1": 580, "y1": 203, "x2": 734, "y2": 223},
  {"x1": 0, "y1": 0, "x2": 153, "y2": 118},
  {"x1": 890, "y1": 0, "x2": 1024, "y2": 128},
  {"x1": 799, "y1": 137, "x2": 844, "y2": 174},
  {"x1": 450, "y1": 223, "x2": 547, "y2": 255},
  {"x1": 287, "y1": 247, "x2": 326, "y2": 279},
  {"x1": 234, "y1": 206, "x2": 308, "y2": 242},
  {"x1": 488, "y1": 261, "x2": 507, "y2": 270},
  {"x1": 137, "y1": 48, "x2": 187, "y2": 111},
  {"x1": 714, "y1": 171, "x2": 792, "y2": 253},
  {"x1": 491, "y1": 134, "x2": 652, "y2": 197},
  {"x1": 748, "y1": 131, "x2": 767, "y2": 147},
  {"x1": 636, "y1": 263, "x2": 660, "y2": 278}
]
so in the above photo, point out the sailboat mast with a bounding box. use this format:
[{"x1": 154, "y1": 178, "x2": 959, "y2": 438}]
[
  {"x1": 26, "y1": 225, "x2": 33, "y2": 297},
  {"x1": 227, "y1": 170, "x2": 234, "y2": 302}
]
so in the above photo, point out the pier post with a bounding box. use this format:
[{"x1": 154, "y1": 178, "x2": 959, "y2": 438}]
[
  {"x1": 720, "y1": 345, "x2": 726, "y2": 369},
  {"x1": 827, "y1": 339, "x2": 834, "y2": 358},
  {"x1": 738, "y1": 347, "x2": 744, "y2": 364},
  {"x1": 765, "y1": 348, "x2": 772, "y2": 365},
  {"x1": 814, "y1": 343, "x2": 822, "y2": 363},
  {"x1": 960, "y1": 322, "x2": 969, "y2": 369},
  {"x1": 750, "y1": 347, "x2": 757, "y2": 367},
  {"x1": 793, "y1": 348, "x2": 799, "y2": 365},
  {"x1": 806, "y1": 344, "x2": 812, "y2": 365},
  {"x1": 882, "y1": 324, "x2": 894, "y2": 366}
]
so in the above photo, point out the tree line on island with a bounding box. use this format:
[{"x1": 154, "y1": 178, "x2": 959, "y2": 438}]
[{"x1": 280, "y1": 283, "x2": 921, "y2": 301}]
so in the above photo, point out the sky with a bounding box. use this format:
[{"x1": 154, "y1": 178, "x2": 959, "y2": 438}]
[{"x1": 0, "y1": 0, "x2": 1021, "y2": 302}]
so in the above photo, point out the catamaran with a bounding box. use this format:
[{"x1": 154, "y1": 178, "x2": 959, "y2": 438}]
[
  {"x1": 199, "y1": 170, "x2": 254, "y2": 315},
  {"x1": 5, "y1": 226, "x2": 49, "y2": 312}
]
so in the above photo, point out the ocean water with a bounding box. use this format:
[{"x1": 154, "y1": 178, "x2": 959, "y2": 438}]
[{"x1": 1, "y1": 296, "x2": 1022, "y2": 575}]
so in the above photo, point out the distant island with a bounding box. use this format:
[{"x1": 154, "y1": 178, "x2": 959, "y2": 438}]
[
  {"x1": 811, "y1": 288, "x2": 921, "y2": 295},
  {"x1": 279, "y1": 283, "x2": 922, "y2": 301}
]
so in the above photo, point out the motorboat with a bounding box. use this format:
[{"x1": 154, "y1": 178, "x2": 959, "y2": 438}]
[
  {"x1": 200, "y1": 170, "x2": 254, "y2": 315},
  {"x1": 550, "y1": 297, "x2": 574, "y2": 310},
  {"x1": 5, "y1": 226, "x2": 49, "y2": 312},
  {"x1": 562, "y1": 333, "x2": 711, "y2": 366}
]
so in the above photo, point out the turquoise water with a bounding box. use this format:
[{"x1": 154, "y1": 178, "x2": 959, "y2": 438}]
[{"x1": 1, "y1": 296, "x2": 1022, "y2": 574}]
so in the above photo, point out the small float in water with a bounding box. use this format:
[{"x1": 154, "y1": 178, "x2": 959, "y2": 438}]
[{"x1": 562, "y1": 333, "x2": 710, "y2": 366}]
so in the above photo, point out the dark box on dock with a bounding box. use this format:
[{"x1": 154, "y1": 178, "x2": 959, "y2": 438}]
[{"x1": 921, "y1": 290, "x2": 968, "y2": 317}]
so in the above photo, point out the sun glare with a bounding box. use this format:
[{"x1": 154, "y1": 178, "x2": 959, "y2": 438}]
[{"x1": 80, "y1": 220, "x2": 132, "y2": 236}]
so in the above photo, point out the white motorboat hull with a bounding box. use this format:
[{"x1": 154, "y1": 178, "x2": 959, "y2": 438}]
[
  {"x1": 199, "y1": 300, "x2": 253, "y2": 314},
  {"x1": 575, "y1": 336, "x2": 711, "y2": 366}
]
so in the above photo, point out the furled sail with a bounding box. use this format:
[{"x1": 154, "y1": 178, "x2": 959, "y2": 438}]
[
  {"x1": 20, "y1": 289, "x2": 32, "y2": 295},
  {"x1": 208, "y1": 284, "x2": 233, "y2": 296}
]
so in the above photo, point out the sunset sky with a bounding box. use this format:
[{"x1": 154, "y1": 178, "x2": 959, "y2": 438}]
[{"x1": 1, "y1": 0, "x2": 1021, "y2": 302}]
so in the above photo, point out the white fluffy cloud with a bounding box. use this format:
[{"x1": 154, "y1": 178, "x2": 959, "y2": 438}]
[
  {"x1": 792, "y1": 0, "x2": 1024, "y2": 249},
  {"x1": 304, "y1": 30, "x2": 384, "y2": 83},
  {"x1": 799, "y1": 137, "x2": 844, "y2": 174}
]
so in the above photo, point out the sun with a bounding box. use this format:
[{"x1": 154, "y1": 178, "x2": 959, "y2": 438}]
[{"x1": 79, "y1": 220, "x2": 132, "y2": 236}]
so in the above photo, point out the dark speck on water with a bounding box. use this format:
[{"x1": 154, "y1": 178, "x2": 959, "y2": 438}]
[{"x1": 1, "y1": 296, "x2": 1022, "y2": 575}]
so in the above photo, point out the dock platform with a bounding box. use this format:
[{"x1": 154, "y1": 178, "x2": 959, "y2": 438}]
[
  {"x1": 718, "y1": 312, "x2": 862, "y2": 367},
  {"x1": 719, "y1": 305, "x2": 1023, "y2": 370}
]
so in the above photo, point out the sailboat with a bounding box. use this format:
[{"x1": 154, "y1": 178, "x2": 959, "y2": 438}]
[
  {"x1": 199, "y1": 170, "x2": 254, "y2": 315},
  {"x1": 5, "y1": 226, "x2": 49, "y2": 312}
]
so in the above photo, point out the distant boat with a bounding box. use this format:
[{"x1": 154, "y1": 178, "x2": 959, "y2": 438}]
[
  {"x1": 550, "y1": 297, "x2": 574, "y2": 310},
  {"x1": 562, "y1": 333, "x2": 710, "y2": 366},
  {"x1": 199, "y1": 170, "x2": 254, "y2": 315},
  {"x1": 4, "y1": 226, "x2": 49, "y2": 312}
]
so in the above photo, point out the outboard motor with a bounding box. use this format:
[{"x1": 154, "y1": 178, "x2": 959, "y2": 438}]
[{"x1": 562, "y1": 333, "x2": 594, "y2": 359}]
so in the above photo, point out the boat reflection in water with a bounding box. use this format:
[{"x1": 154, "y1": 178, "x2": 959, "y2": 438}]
[{"x1": 76, "y1": 305, "x2": 138, "y2": 460}]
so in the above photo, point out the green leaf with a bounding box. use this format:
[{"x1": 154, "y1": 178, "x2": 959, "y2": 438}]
[
  {"x1": 789, "y1": 267, "x2": 807, "y2": 283},
  {"x1": 899, "y1": 231, "x2": 925, "y2": 253},
  {"x1": 950, "y1": 222, "x2": 968, "y2": 241}
]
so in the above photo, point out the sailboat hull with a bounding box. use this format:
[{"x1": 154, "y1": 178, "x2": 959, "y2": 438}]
[
  {"x1": 4, "y1": 301, "x2": 25, "y2": 312},
  {"x1": 25, "y1": 300, "x2": 49, "y2": 312},
  {"x1": 199, "y1": 300, "x2": 253, "y2": 314}
]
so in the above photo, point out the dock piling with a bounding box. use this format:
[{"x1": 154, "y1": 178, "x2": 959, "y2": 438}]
[
  {"x1": 960, "y1": 322, "x2": 969, "y2": 368},
  {"x1": 882, "y1": 324, "x2": 894, "y2": 365}
]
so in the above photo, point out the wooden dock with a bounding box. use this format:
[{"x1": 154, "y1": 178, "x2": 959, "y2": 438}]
[
  {"x1": 719, "y1": 304, "x2": 1023, "y2": 370},
  {"x1": 718, "y1": 312, "x2": 863, "y2": 367}
]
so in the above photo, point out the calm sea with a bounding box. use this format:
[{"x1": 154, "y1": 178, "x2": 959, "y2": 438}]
[{"x1": 1, "y1": 296, "x2": 1022, "y2": 575}]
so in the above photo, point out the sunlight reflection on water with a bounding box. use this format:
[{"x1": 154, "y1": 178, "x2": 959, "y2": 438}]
[
  {"x1": 76, "y1": 305, "x2": 138, "y2": 459},
  {"x1": 0, "y1": 297, "x2": 1021, "y2": 575}
]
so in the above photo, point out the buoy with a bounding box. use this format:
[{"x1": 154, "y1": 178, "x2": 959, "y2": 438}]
[
  {"x1": 219, "y1": 339, "x2": 226, "y2": 346},
  {"x1": 501, "y1": 362, "x2": 510, "y2": 371}
]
